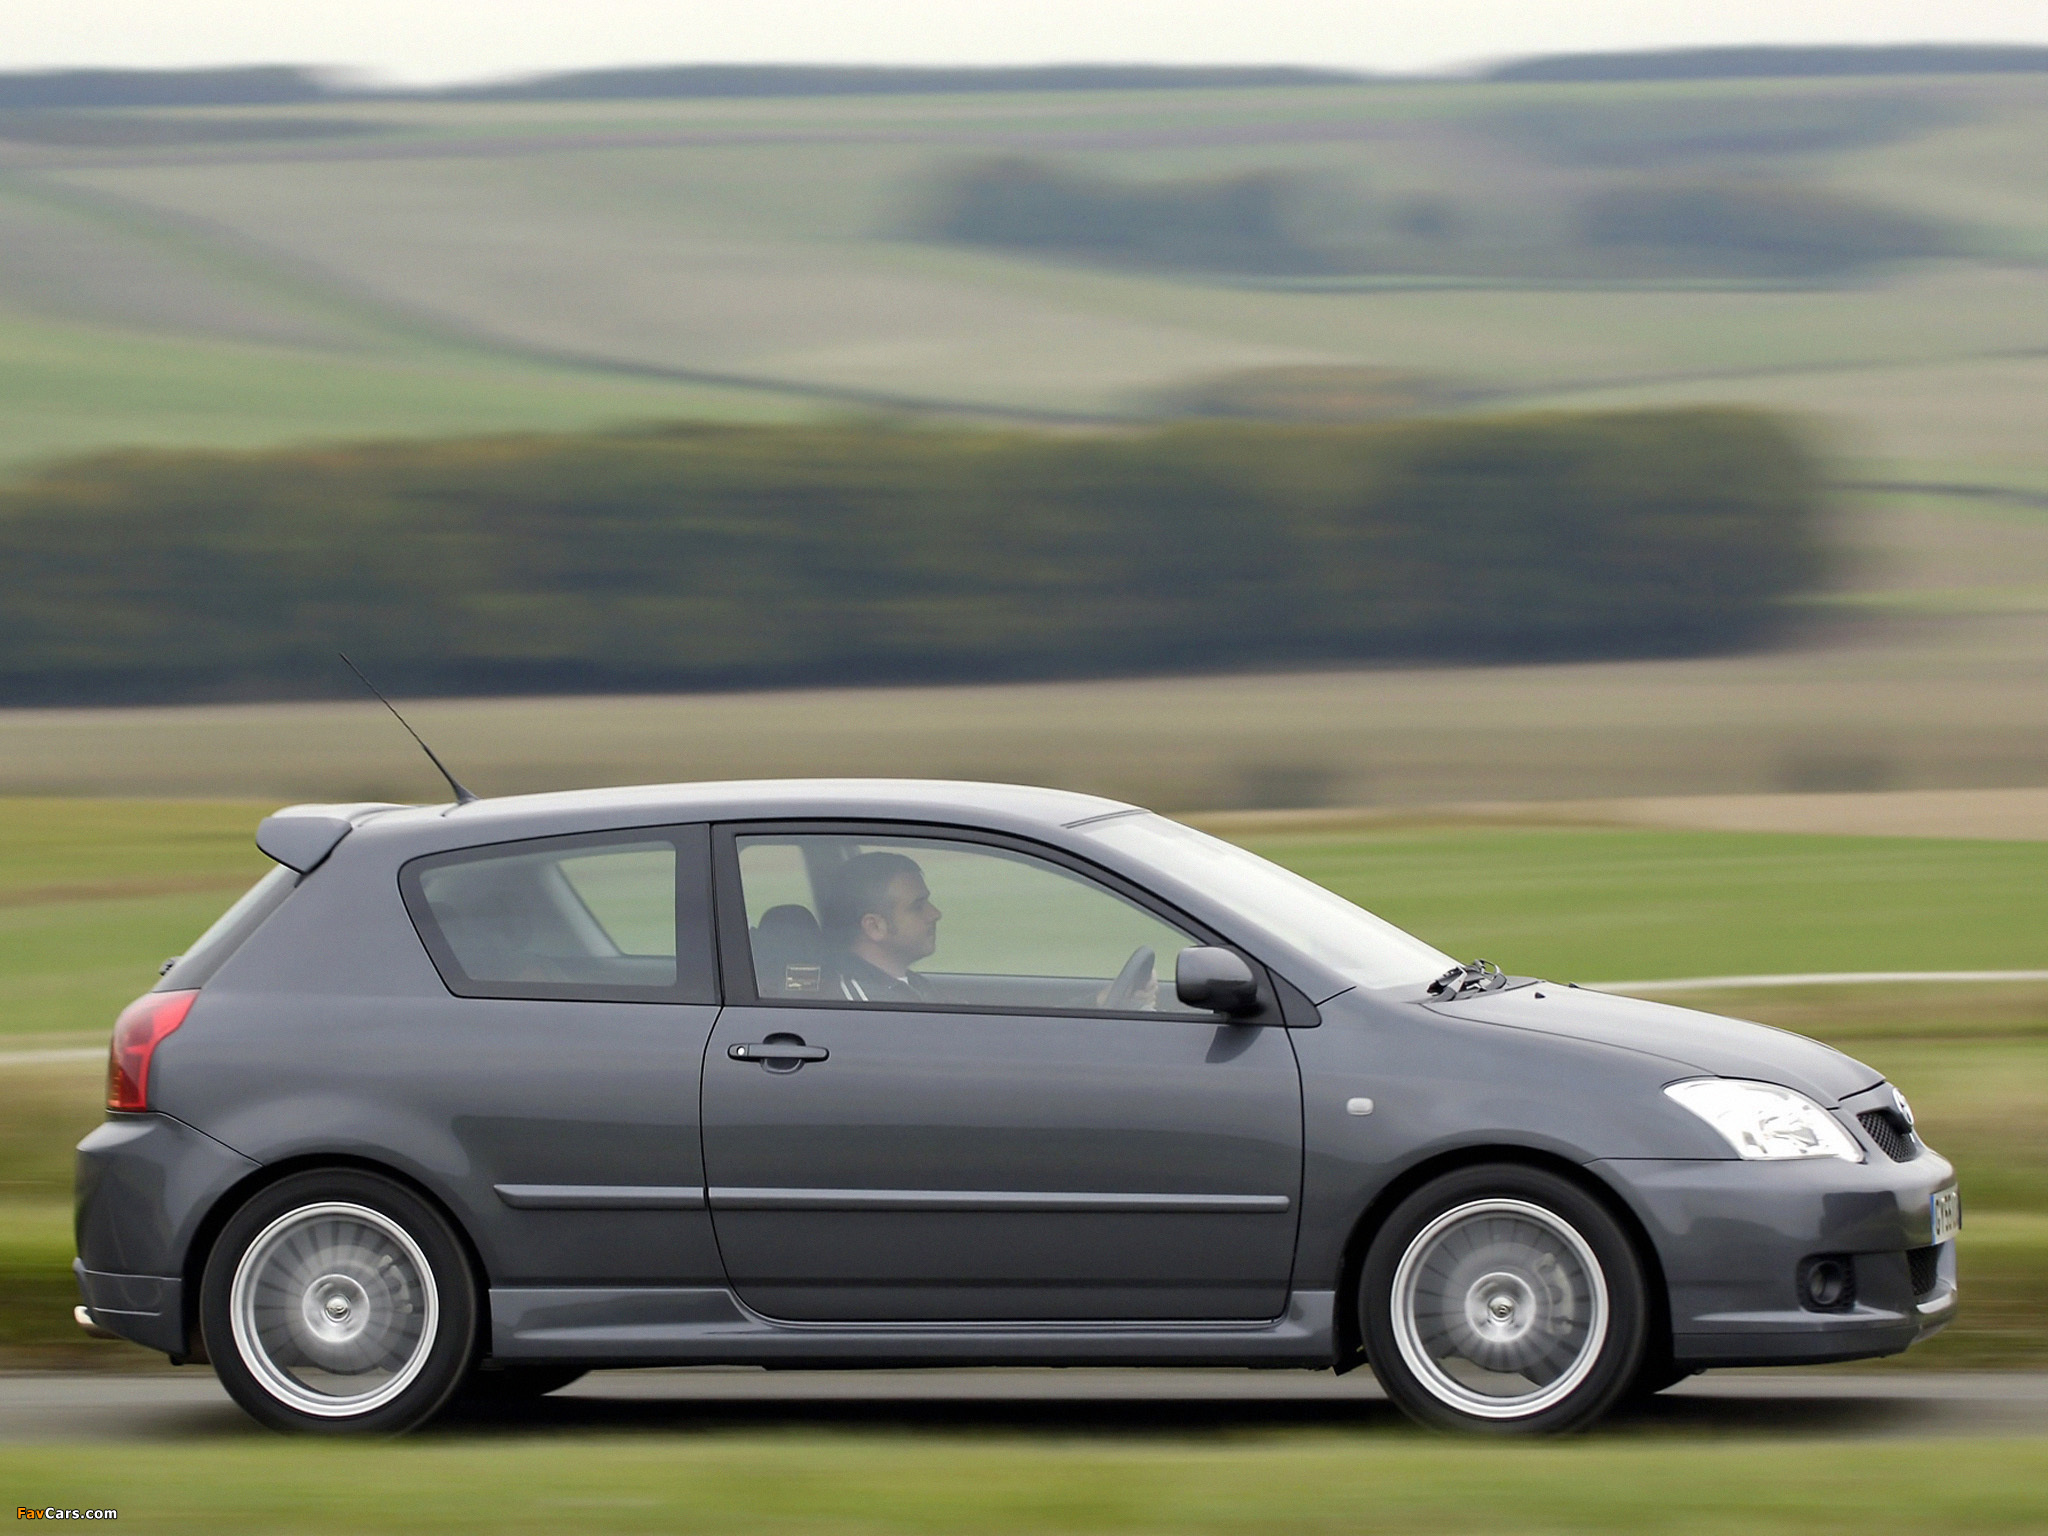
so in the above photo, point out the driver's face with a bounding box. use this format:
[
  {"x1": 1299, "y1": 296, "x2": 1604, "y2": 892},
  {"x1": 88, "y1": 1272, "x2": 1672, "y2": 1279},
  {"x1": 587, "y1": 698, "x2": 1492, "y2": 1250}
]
[{"x1": 862, "y1": 872, "x2": 941, "y2": 967}]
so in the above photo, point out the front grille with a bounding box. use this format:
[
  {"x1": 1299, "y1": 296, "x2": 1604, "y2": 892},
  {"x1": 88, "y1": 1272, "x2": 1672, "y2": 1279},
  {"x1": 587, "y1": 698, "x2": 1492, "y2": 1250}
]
[
  {"x1": 1907, "y1": 1244, "x2": 1943, "y2": 1299},
  {"x1": 1859, "y1": 1109, "x2": 1919, "y2": 1161}
]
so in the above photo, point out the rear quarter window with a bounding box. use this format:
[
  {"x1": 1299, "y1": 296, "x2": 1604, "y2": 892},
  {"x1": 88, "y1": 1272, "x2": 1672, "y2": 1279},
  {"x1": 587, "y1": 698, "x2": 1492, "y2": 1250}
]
[{"x1": 401, "y1": 825, "x2": 716, "y2": 1003}]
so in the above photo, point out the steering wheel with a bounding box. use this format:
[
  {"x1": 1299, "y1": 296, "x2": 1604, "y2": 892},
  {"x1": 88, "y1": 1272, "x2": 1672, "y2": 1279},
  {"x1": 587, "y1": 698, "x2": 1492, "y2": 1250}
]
[{"x1": 1101, "y1": 945, "x2": 1157, "y2": 1011}]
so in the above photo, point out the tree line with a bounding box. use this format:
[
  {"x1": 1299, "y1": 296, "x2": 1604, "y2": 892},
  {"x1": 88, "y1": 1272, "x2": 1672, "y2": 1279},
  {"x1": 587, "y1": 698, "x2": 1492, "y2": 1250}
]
[
  {"x1": 1486, "y1": 45, "x2": 2048, "y2": 82},
  {"x1": 0, "y1": 410, "x2": 1825, "y2": 705},
  {"x1": 923, "y1": 158, "x2": 1954, "y2": 282}
]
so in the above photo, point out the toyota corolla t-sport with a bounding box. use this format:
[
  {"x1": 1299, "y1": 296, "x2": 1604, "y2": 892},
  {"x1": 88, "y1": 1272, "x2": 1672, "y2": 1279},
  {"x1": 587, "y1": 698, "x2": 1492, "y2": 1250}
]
[{"x1": 73, "y1": 780, "x2": 1959, "y2": 1433}]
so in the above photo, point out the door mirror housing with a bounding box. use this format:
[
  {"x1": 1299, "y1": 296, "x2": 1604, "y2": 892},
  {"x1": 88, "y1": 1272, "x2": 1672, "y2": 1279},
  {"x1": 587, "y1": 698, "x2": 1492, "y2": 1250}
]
[{"x1": 1175, "y1": 946, "x2": 1261, "y2": 1016}]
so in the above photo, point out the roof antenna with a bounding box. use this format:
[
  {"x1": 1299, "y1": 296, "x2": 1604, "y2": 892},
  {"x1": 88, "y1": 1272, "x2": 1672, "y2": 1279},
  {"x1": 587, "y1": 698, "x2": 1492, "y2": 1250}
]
[{"x1": 338, "y1": 653, "x2": 478, "y2": 806}]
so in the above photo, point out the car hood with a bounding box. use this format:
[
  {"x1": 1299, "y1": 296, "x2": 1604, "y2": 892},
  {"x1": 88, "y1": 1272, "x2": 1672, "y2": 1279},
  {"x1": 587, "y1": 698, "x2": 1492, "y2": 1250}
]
[{"x1": 1424, "y1": 984, "x2": 1882, "y2": 1105}]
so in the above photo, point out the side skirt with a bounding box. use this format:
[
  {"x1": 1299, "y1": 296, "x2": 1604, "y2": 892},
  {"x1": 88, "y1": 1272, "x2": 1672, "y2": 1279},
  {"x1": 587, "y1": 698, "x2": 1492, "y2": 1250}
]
[{"x1": 490, "y1": 1286, "x2": 1336, "y2": 1369}]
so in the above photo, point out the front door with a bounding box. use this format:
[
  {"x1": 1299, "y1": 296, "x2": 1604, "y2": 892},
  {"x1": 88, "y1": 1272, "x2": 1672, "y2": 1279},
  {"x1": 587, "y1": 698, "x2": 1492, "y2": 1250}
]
[{"x1": 699, "y1": 826, "x2": 1304, "y2": 1323}]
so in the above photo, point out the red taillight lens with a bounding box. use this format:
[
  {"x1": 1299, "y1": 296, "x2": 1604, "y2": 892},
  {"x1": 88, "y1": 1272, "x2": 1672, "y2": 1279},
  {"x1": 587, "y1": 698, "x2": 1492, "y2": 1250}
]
[{"x1": 107, "y1": 990, "x2": 197, "y2": 1112}]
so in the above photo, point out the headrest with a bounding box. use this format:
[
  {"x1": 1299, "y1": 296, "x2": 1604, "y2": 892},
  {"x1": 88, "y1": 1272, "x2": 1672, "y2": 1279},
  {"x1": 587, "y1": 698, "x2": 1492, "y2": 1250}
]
[{"x1": 757, "y1": 904, "x2": 821, "y2": 940}]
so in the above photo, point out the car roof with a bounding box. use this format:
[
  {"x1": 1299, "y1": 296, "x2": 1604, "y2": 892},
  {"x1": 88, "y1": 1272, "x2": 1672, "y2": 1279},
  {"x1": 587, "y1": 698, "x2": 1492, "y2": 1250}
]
[{"x1": 317, "y1": 778, "x2": 1139, "y2": 851}]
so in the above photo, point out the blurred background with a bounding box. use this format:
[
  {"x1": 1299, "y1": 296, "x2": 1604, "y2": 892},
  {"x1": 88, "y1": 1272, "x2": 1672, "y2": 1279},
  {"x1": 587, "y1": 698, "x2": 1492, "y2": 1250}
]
[
  {"x1": 0, "y1": 33, "x2": 2045, "y2": 806},
  {"x1": 1, "y1": 0, "x2": 2047, "y2": 1425}
]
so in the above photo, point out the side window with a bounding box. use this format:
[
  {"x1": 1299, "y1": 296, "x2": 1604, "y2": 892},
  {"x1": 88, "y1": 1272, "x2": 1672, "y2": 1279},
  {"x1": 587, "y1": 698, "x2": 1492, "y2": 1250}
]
[
  {"x1": 404, "y1": 828, "x2": 714, "y2": 1002},
  {"x1": 735, "y1": 833, "x2": 1207, "y2": 1014}
]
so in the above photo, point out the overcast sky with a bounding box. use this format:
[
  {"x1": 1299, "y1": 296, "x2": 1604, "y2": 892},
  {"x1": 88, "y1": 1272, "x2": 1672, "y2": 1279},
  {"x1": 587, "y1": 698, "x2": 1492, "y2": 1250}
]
[{"x1": 8, "y1": 1, "x2": 2048, "y2": 86}]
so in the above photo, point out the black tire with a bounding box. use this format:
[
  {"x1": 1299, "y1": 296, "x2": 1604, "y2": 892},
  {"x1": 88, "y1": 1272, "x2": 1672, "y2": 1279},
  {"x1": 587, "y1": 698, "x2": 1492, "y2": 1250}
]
[
  {"x1": 199, "y1": 1169, "x2": 478, "y2": 1435},
  {"x1": 1359, "y1": 1163, "x2": 1648, "y2": 1434},
  {"x1": 459, "y1": 1364, "x2": 588, "y2": 1402}
]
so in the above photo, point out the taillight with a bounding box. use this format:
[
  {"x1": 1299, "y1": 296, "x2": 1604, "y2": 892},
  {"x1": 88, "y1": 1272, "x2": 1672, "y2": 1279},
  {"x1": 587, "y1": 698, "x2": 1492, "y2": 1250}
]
[{"x1": 107, "y1": 990, "x2": 197, "y2": 1112}]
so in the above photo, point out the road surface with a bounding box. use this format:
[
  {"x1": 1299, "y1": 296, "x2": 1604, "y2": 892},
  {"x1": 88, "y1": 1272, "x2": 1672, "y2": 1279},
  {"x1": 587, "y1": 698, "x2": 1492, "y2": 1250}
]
[{"x1": 2, "y1": 1367, "x2": 2045, "y2": 1441}]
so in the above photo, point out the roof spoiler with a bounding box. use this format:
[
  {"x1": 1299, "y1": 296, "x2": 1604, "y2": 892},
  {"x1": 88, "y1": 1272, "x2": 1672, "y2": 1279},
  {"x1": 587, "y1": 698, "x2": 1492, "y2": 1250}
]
[{"x1": 255, "y1": 803, "x2": 402, "y2": 874}]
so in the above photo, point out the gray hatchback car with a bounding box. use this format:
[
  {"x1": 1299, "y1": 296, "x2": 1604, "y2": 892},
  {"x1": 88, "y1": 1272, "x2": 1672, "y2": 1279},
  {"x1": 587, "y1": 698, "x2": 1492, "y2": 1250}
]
[{"x1": 75, "y1": 780, "x2": 1959, "y2": 1434}]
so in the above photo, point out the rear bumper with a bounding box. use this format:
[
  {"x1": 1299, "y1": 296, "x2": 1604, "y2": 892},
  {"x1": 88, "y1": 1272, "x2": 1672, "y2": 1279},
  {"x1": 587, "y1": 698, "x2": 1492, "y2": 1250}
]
[
  {"x1": 1594, "y1": 1143, "x2": 1960, "y2": 1369},
  {"x1": 73, "y1": 1111, "x2": 261, "y2": 1359},
  {"x1": 72, "y1": 1260, "x2": 185, "y2": 1355}
]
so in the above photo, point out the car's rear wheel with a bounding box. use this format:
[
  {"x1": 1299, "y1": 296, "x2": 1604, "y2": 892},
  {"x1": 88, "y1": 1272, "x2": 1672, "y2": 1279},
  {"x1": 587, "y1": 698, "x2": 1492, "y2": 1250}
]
[
  {"x1": 1360, "y1": 1164, "x2": 1647, "y2": 1434},
  {"x1": 200, "y1": 1169, "x2": 477, "y2": 1434}
]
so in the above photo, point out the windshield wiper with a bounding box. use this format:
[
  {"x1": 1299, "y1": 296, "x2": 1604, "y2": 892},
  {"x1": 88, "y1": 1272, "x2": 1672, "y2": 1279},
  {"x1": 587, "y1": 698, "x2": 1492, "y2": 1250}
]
[{"x1": 1428, "y1": 959, "x2": 1506, "y2": 998}]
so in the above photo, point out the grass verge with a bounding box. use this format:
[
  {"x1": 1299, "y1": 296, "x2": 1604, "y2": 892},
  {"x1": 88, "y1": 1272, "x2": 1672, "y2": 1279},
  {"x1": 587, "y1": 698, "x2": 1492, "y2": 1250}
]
[{"x1": 4, "y1": 1432, "x2": 2047, "y2": 1532}]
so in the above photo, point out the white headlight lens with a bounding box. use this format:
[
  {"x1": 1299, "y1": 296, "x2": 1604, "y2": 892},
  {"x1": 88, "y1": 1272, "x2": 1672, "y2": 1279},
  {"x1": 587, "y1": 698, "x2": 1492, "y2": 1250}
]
[{"x1": 1664, "y1": 1078, "x2": 1863, "y2": 1162}]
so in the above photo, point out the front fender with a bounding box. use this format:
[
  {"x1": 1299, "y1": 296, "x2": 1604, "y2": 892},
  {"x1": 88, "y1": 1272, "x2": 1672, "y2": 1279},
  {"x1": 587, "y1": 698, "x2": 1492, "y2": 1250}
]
[{"x1": 1291, "y1": 990, "x2": 1730, "y2": 1290}]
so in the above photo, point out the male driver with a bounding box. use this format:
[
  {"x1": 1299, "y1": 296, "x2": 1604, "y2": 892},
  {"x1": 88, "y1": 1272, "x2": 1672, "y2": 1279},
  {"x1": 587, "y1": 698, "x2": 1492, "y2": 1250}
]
[{"x1": 821, "y1": 851, "x2": 942, "y2": 1002}]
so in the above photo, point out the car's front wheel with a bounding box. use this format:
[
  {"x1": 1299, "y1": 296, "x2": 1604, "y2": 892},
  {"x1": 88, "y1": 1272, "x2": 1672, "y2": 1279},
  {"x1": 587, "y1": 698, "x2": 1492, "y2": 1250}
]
[
  {"x1": 1360, "y1": 1164, "x2": 1647, "y2": 1434},
  {"x1": 199, "y1": 1169, "x2": 477, "y2": 1434}
]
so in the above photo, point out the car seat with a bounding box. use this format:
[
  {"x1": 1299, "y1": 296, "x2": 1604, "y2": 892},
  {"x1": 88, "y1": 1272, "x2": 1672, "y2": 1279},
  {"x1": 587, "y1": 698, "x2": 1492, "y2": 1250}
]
[{"x1": 751, "y1": 904, "x2": 824, "y2": 997}]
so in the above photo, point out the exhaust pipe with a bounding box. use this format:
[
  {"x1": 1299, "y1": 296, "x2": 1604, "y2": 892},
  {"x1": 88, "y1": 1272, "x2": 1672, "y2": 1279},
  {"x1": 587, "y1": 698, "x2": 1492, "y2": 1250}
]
[{"x1": 73, "y1": 1305, "x2": 120, "y2": 1341}]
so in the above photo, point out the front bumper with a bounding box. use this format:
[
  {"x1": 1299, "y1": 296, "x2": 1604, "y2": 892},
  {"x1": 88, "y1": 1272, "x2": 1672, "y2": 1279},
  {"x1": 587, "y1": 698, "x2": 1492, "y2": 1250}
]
[{"x1": 1595, "y1": 1135, "x2": 1959, "y2": 1369}]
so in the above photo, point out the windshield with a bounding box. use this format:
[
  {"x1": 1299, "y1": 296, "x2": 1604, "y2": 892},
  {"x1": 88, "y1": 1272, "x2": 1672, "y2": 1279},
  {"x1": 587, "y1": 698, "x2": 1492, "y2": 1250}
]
[{"x1": 1081, "y1": 813, "x2": 1455, "y2": 991}]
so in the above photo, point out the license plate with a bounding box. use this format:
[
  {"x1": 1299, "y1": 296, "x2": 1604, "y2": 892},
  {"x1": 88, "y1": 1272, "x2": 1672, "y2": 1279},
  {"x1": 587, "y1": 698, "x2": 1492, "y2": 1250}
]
[{"x1": 1932, "y1": 1188, "x2": 1962, "y2": 1244}]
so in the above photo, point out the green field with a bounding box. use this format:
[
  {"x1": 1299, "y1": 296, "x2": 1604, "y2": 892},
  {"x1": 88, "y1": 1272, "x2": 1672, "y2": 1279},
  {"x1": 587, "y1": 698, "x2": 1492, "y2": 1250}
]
[
  {"x1": 10, "y1": 801, "x2": 2048, "y2": 1045},
  {"x1": 0, "y1": 306, "x2": 812, "y2": 471},
  {"x1": 1243, "y1": 824, "x2": 2048, "y2": 981},
  {"x1": 6, "y1": 1432, "x2": 2048, "y2": 1533},
  {"x1": 2, "y1": 798, "x2": 2044, "y2": 1370},
  {"x1": 0, "y1": 799, "x2": 269, "y2": 1045},
  {"x1": 1, "y1": 75, "x2": 2045, "y2": 487}
]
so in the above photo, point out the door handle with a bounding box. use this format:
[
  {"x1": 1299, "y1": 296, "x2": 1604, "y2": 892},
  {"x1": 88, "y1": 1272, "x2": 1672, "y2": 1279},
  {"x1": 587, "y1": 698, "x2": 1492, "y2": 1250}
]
[{"x1": 729, "y1": 1040, "x2": 829, "y2": 1064}]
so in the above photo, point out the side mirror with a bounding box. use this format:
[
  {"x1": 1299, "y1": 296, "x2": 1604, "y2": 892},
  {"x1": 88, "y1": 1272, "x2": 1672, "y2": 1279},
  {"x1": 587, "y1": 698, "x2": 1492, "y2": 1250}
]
[{"x1": 1175, "y1": 946, "x2": 1261, "y2": 1016}]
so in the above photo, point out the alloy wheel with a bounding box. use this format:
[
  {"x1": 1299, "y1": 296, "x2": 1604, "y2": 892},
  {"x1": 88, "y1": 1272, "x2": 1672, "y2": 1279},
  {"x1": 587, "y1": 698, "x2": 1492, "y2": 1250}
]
[{"x1": 227, "y1": 1201, "x2": 440, "y2": 1418}]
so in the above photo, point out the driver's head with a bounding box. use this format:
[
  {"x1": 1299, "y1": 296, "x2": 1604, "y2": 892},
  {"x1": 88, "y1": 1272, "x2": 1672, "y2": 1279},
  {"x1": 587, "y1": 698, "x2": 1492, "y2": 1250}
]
[{"x1": 825, "y1": 852, "x2": 940, "y2": 974}]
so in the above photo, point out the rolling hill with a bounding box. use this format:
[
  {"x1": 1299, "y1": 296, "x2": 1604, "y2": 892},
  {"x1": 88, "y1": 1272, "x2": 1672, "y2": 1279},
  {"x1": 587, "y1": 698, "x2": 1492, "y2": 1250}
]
[{"x1": 0, "y1": 71, "x2": 2040, "y2": 493}]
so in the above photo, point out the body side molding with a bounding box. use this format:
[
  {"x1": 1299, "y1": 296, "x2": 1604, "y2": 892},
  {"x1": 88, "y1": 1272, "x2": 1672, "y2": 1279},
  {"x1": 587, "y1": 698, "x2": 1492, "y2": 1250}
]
[
  {"x1": 494, "y1": 1184, "x2": 708, "y2": 1210},
  {"x1": 705, "y1": 1187, "x2": 1291, "y2": 1214}
]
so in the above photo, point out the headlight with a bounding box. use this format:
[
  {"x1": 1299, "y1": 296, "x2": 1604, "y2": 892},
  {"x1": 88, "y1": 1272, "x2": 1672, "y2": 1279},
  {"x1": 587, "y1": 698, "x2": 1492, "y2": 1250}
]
[{"x1": 1664, "y1": 1078, "x2": 1863, "y2": 1163}]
